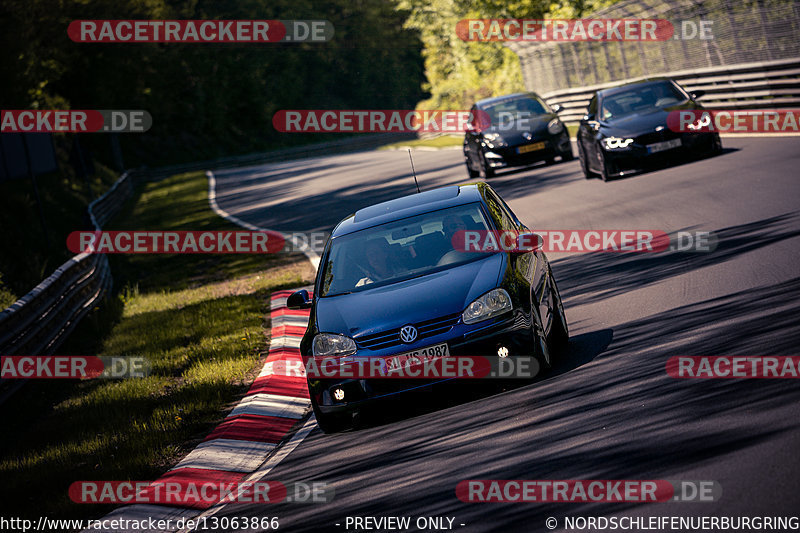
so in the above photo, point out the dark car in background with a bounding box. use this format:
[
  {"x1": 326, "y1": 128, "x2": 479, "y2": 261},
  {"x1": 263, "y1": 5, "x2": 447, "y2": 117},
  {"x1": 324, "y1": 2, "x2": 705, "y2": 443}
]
[
  {"x1": 287, "y1": 183, "x2": 568, "y2": 432},
  {"x1": 463, "y1": 92, "x2": 573, "y2": 178},
  {"x1": 577, "y1": 78, "x2": 722, "y2": 181}
]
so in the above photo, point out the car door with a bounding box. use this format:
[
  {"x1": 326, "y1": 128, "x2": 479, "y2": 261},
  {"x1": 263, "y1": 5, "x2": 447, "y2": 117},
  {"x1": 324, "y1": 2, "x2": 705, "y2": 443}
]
[{"x1": 484, "y1": 188, "x2": 547, "y2": 325}]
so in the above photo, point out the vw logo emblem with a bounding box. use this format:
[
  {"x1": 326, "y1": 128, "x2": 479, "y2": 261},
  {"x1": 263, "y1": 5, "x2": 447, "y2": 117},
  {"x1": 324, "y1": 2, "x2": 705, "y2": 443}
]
[
  {"x1": 399, "y1": 325, "x2": 418, "y2": 344},
  {"x1": 522, "y1": 132, "x2": 532, "y2": 140}
]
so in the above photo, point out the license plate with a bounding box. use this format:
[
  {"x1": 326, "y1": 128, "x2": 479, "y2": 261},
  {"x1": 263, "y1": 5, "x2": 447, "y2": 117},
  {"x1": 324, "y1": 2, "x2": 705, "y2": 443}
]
[
  {"x1": 517, "y1": 141, "x2": 545, "y2": 154},
  {"x1": 646, "y1": 138, "x2": 681, "y2": 154},
  {"x1": 384, "y1": 343, "x2": 450, "y2": 375}
]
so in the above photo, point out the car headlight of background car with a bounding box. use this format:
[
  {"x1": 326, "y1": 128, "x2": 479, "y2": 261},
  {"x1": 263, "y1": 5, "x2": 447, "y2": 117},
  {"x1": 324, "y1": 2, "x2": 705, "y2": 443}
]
[
  {"x1": 603, "y1": 137, "x2": 635, "y2": 150},
  {"x1": 313, "y1": 333, "x2": 357, "y2": 357},
  {"x1": 483, "y1": 132, "x2": 507, "y2": 148},
  {"x1": 547, "y1": 118, "x2": 564, "y2": 135},
  {"x1": 687, "y1": 113, "x2": 712, "y2": 130},
  {"x1": 462, "y1": 288, "x2": 512, "y2": 324}
]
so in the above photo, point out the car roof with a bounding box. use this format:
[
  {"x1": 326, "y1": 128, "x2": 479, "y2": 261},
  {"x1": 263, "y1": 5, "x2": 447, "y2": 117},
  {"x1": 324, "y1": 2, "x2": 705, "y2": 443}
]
[
  {"x1": 475, "y1": 92, "x2": 544, "y2": 108},
  {"x1": 331, "y1": 183, "x2": 487, "y2": 237},
  {"x1": 597, "y1": 78, "x2": 673, "y2": 98}
]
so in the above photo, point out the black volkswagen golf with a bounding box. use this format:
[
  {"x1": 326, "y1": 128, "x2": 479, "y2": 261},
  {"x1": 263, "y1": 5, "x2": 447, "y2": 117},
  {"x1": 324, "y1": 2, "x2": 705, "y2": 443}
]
[
  {"x1": 287, "y1": 183, "x2": 568, "y2": 432},
  {"x1": 463, "y1": 92, "x2": 573, "y2": 178},
  {"x1": 576, "y1": 78, "x2": 722, "y2": 181}
]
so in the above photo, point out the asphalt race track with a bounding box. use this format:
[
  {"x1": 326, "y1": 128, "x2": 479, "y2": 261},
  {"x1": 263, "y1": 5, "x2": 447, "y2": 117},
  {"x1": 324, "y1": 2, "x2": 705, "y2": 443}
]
[{"x1": 210, "y1": 137, "x2": 800, "y2": 532}]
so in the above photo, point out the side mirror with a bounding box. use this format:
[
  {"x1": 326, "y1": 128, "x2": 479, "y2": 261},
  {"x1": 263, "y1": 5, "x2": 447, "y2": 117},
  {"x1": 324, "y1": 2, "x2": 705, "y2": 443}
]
[
  {"x1": 514, "y1": 232, "x2": 542, "y2": 253},
  {"x1": 691, "y1": 90, "x2": 706, "y2": 100},
  {"x1": 287, "y1": 289, "x2": 312, "y2": 310},
  {"x1": 551, "y1": 103, "x2": 563, "y2": 114}
]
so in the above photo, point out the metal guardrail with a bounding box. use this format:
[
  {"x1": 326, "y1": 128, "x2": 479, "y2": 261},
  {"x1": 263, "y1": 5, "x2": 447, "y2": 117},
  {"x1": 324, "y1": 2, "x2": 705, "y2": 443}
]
[
  {"x1": 0, "y1": 170, "x2": 140, "y2": 359},
  {"x1": 542, "y1": 57, "x2": 800, "y2": 123}
]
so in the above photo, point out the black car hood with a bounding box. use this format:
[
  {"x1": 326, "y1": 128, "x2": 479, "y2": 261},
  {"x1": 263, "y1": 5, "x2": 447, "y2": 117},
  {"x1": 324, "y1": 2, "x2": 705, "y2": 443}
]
[
  {"x1": 601, "y1": 101, "x2": 700, "y2": 137},
  {"x1": 484, "y1": 114, "x2": 553, "y2": 145},
  {"x1": 315, "y1": 253, "x2": 505, "y2": 338}
]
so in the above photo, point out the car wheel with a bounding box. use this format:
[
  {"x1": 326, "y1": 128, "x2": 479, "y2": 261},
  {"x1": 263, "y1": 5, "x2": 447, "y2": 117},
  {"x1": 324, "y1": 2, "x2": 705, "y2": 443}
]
[
  {"x1": 479, "y1": 153, "x2": 495, "y2": 179},
  {"x1": 466, "y1": 161, "x2": 479, "y2": 178},
  {"x1": 578, "y1": 142, "x2": 594, "y2": 179},
  {"x1": 531, "y1": 307, "x2": 552, "y2": 370},
  {"x1": 597, "y1": 144, "x2": 614, "y2": 182},
  {"x1": 546, "y1": 265, "x2": 569, "y2": 355},
  {"x1": 465, "y1": 147, "x2": 480, "y2": 178},
  {"x1": 710, "y1": 134, "x2": 722, "y2": 155},
  {"x1": 560, "y1": 146, "x2": 574, "y2": 162},
  {"x1": 545, "y1": 157, "x2": 556, "y2": 166},
  {"x1": 311, "y1": 395, "x2": 347, "y2": 434}
]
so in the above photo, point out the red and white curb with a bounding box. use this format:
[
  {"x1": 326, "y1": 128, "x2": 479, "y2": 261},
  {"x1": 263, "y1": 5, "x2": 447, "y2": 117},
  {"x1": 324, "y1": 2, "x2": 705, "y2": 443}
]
[{"x1": 82, "y1": 290, "x2": 312, "y2": 533}]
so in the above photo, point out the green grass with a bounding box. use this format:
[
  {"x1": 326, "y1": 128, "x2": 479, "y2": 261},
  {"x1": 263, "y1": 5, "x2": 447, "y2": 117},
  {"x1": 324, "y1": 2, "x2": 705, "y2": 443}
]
[
  {"x1": 377, "y1": 135, "x2": 464, "y2": 150},
  {"x1": 0, "y1": 171, "x2": 315, "y2": 521}
]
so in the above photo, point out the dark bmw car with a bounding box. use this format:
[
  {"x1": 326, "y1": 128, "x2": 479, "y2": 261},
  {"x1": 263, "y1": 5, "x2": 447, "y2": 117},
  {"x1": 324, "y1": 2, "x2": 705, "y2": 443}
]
[
  {"x1": 577, "y1": 78, "x2": 722, "y2": 181},
  {"x1": 287, "y1": 183, "x2": 568, "y2": 432},
  {"x1": 463, "y1": 92, "x2": 573, "y2": 178}
]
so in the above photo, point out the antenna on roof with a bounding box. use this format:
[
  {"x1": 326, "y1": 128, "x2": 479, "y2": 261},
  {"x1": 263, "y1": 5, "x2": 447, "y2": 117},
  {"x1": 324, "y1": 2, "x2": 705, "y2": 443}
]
[{"x1": 408, "y1": 149, "x2": 421, "y2": 193}]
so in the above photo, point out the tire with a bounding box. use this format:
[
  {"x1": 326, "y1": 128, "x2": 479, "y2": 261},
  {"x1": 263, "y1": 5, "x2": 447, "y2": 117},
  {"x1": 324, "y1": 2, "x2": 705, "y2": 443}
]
[
  {"x1": 597, "y1": 144, "x2": 614, "y2": 182},
  {"x1": 311, "y1": 395, "x2": 347, "y2": 434},
  {"x1": 560, "y1": 146, "x2": 575, "y2": 162},
  {"x1": 709, "y1": 134, "x2": 722, "y2": 155},
  {"x1": 578, "y1": 142, "x2": 594, "y2": 179},
  {"x1": 479, "y1": 152, "x2": 495, "y2": 179},
  {"x1": 465, "y1": 147, "x2": 480, "y2": 178},
  {"x1": 466, "y1": 162, "x2": 479, "y2": 178},
  {"x1": 546, "y1": 265, "x2": 569, "y2": 355}
]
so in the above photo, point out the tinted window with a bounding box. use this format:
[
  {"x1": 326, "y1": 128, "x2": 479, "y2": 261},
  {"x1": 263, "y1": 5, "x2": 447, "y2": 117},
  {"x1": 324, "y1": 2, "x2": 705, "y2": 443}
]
[
  {"x1": 600, "y1": 81, "x2": 686, "y2": 121},
  {"x1": 320, "y1": 204, "x2": 491, "y2": 296}
]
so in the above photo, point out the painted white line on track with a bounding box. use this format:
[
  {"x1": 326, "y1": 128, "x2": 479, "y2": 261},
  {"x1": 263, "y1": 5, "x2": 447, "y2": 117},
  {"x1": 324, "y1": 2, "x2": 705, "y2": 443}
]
[
  {"x1": 207, "y1": 170, "x2": 321, "y2": 270},
  {"x1": 176, "y1": 416, "x2": 319, "y2": 533}
]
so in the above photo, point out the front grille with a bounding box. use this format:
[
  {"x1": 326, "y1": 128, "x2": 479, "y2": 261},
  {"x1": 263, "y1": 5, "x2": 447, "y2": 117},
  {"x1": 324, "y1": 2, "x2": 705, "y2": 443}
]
[
  {"x1": 356, "y1": 313, "x2": 461, "y2": 350},
  {"x1": 634, "y1": 130, "x2": 679, "y2": 146}
]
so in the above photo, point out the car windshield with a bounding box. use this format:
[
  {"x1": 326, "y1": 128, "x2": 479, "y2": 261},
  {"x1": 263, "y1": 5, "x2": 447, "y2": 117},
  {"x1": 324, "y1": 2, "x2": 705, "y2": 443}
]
[
  {"x1": 320, "y1": 203, "x2": 492, "y2": 297},
  {"x1": 482, "y1": 96, "x2": 549, "y2": 129},
  {"x1": 599, "y1": 81, "x2": 686, "y2": 121}
]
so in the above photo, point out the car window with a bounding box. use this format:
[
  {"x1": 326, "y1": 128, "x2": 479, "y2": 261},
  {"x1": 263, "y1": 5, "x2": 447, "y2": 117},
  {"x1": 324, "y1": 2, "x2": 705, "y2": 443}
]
[
  {"x1": 483, "y1": 96, "x2": 548, "y2": 128},
  {"x1": 600, "y1": 81, "x2": 686, "y2": 121},
  {"x1": 319, "y1": 203, "x2": 491, "y2": 296},
  {"x1": 588, "y1": 95, "x2": 598, "y2": 116},
  {"x1": 484, "y1": 190, "x2": 517, "y2": 232}
]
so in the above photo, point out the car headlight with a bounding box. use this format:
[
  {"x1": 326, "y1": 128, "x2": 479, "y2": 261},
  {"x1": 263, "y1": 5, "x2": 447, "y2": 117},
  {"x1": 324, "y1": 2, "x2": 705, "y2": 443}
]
[
  {"x1": 547, "y1": 118, "x2": 564, "y2": 135},
  {"x1": 462, "y1": 288, "x2": 513, "y2": 325},
  {"x1": 312, "y1": 334, "x2": 357, "y2": 357},
  {"x1": 483, "y1": 132, "x2": 506, "y2": 147},
  {"x1": 603, "y1": 137, "x2": 634, "y2": 150},
  {"x1": 687, "y1": 114, "x2": 711, "y2": 130}
]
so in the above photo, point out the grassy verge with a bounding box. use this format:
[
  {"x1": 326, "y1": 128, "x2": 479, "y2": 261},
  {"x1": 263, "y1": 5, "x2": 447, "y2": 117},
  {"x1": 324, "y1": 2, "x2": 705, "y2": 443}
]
[{"x1": 0, "y1": 171, "x2": 315, "y2": 521}]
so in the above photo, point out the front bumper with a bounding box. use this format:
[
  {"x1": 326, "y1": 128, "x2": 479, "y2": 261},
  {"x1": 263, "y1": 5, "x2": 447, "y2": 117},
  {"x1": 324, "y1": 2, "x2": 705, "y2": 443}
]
[
  {"x1": 484, "y1": 131, "x2": 571, "y2": 169},
  {"x1": 309, "y1": 310, "x2": 535, "y2": 414},
  {"x1": 602, "y1": 132, "x2": 718, "y2": 176}
]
